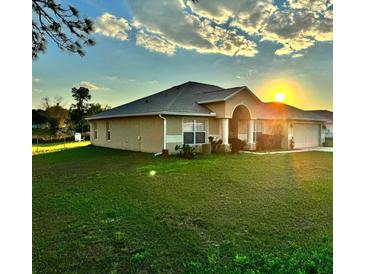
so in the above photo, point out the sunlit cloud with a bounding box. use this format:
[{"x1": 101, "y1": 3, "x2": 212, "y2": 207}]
[
  {"x1": 136, "y1": 30, "x2": 176, "y2": 56},
  {"x1": 79, "y1": 81, "x2": 110, "y2": 91},
  {"x1": 95, "y1": 13, "x2": 131, "y2": 41},
  {"x1": 94, "y1": 0, "x2": 332, "y2": 58}
]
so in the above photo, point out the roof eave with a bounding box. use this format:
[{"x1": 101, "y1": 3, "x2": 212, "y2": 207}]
[
  {"x1": 197, "y1": 89, "x2": 243, "y2": 104},
  {"x1": 86, "y1": 111, "x2": 217, "y2": 120}
]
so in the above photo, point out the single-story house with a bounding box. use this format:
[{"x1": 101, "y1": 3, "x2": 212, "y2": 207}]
[
  {"x1": 86, "y1": 81, "x2": 333, "y2": 153},
  {"x1": 305, "y1": 110, "x2": 333, "y2": 138}
]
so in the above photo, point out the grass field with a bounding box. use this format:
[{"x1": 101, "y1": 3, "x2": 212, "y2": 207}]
[
  {"x1": 32, "y1": 141, "x2": 91, "y2": 155},
  {"x1": 33, "y1": 146, "x2": 333, "y2": 273}
]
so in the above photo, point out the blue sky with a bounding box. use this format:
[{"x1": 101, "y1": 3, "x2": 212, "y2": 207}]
[{"x1": 32, "y1": 0, "x2": 333, "y2": 110}]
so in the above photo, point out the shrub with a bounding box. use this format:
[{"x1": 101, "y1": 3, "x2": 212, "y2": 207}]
[
  {"x1": 323, "y1": 138, "x2": 333, "y2": 147},
  {"x1": 175, "y1": 144, "x2": 196, "y2": 159},
  {"x1": 229, "y1": 138, "x2": 246, "y2": 153},
  {"x1": 256, "y1": 134, "x2": 283, "y2": 151}
]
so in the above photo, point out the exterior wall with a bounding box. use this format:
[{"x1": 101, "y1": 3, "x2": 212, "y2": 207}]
[
  {"x1": 204, "y1": 92, "x2": 261, "y2": 118},
  {"x1": 90, "y1": 116, "x2": 163, "y2": 153},
  {"x1": 165, "y1": 116, "x2": 219, "y2": 153}
]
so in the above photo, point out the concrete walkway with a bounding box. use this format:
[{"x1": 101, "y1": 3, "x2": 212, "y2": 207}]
[{"x1": 241, "y1": 147, "x2": 333, "y2": 155}]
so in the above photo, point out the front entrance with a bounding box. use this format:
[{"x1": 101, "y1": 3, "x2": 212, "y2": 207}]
[{"x1": 229, "y1": 105, "x2": 251, "y2": 142}]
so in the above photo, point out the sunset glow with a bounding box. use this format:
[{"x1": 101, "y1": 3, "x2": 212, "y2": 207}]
[{"x1": 275, "y1": 92, "x2": 286, "y2": 102}]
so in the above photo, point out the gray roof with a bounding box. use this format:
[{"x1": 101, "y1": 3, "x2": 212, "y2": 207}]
[
  {"x1": 87, "y1": 81, "x2": 330, "y2": 122},
  {"x1": 304, "y1": 110, "x2": 333, "y2": 122},
  {"x1": 87, "y1": 81, "x2": 240, "y2": 119}
]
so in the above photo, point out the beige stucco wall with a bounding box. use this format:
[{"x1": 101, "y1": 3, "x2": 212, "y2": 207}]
[
  {"x1": 165, "y1": 116, "x2": 220, "y2": 153},
  {"x1": 90, "y1": 116, "x2": 163, "y2": 153},
  {"x1": 204, "y1": 92, "x2": 262, "y2": 118}
]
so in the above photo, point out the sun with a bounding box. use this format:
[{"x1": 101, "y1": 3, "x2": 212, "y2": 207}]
[{"x1": 275, "y1": 92, "x2": 286, "y2": 102}]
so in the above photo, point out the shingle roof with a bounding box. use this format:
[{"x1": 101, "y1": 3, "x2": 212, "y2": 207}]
[
  {"x1": 86, "y1": 81, "x2": 331, "y2": 122},
  {"x1": 304, "y1": 110, "x2": 333, "y2": 122},
  {"x1": 87, "y1": 81, "x2": 244, "y2": 120}
]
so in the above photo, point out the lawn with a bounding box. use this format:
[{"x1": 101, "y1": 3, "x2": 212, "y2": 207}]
[
  {"x1": 33, "y1": 146, "x2": 332, "y2": 273},
  {"x1": 32, "y1": 141, "x2": 91, "y2": 155}
]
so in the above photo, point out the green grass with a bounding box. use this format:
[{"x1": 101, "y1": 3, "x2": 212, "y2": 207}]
[
  {"x1": 33, "y1": 146, "x2": 332, "y2": 273},
  {"x1": 32, "y1": 141, "x2": 91, "y2": 155}
]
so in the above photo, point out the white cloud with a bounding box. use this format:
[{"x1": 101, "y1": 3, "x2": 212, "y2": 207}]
[
  {"x1": 33, "y1": 88, "x2": 43, "y2": 93},
  {"x1": 136, "y1": 30, "x2": 176, "y2": 55},
  {"x1": 95, "y1": 0, "x2": 332, "y2": 57},
  {"x1": 79, "y1": 81, "x2": 110, "y2": 91},
  {"x1": 33, "y1": 77, "x2": 41, "y2": 82},
  {"x1": 95, "y1": 13, "x2": 131, "y2": 41}
]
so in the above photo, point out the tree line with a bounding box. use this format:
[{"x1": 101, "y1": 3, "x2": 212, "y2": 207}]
[{"x1": 32, "y1": 86, "x2": 110, "y2": 136}]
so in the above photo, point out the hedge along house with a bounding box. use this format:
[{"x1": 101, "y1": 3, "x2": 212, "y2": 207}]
[{"x1": 86, "y1": 81, "x2": 332, "y2": 153}]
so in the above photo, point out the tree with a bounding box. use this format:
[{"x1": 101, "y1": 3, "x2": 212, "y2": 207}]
[
  {"x1": 40, "y1": 96, "x2": 69, "y2": 133},
  {"x1": 45, "y1": 105, "x2": 69, "y2": 133},
  {"x1": 87, "y1": 103, "x2": 111, "y2": 116},
  {"x1": 41, "y1": 96, "x2": 51, "y2": 110},
  {"x1": 32, "y1": 109, "x2": 47, "y2": 126},
  {"x1": 70, "y1": 86, "x2": 91, "y2": 132},
  {"x1": 72, "y1": 87, "x2": 91, "y2": 110},
  {"x1": 32, "y1": 0, "x2": 95, "y2": 60}
]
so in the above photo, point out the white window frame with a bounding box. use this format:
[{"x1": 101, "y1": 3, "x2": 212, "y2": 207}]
[
  {"x1": 182, "y1": 118, "x2": 207, "y2": 145},
  {"x1": 106, "y1": 120, "x2": 111, "y2": 141},
  {"x1": 93, "y1": 122, "x2": 98, "y2": 140}
]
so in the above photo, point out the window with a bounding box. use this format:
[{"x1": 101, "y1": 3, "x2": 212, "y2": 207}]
[
  {"x1": 253, "y1": 120, "x2": 264, "y2": 142},
  {"x1": 183, "y1": 119, "x2": 206, "y2": 144},
  {"x1": 93, "y1": 122, "x2": 97, "y2": 139},
  {"x1": 106, "y1": 121, "x2": 111, "y2": 140}
]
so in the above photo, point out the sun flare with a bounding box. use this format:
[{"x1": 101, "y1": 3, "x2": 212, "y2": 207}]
[{"x1": 275, "y1": 92, "x2": 286, "y2": 102}]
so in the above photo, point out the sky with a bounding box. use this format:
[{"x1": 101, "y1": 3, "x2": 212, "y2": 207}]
[{"x1": 32, "y1": 0, "x2": 333, "y2": 111}]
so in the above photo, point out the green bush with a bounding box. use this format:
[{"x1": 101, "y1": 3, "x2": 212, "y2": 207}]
[
  {"x1": 175, "y1": 144, "x2": 196, "y2": 159},
  {"x1": 256, "y1": 134, "x2": 283, "y2": 151},
  {"x1": 229, "y1": 138, "x2": 246, "y2": 153},
  {"x1": 323, "y1": 138, "x2": 333, "y2": 147}
]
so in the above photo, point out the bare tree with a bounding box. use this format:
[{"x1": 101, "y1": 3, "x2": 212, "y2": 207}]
[
  {"x1": 40, "y1": 96, "x2": 50, "y2": 110},
  {"x1": 32, "y1": 0, "x2": 95, "y2": 60}
]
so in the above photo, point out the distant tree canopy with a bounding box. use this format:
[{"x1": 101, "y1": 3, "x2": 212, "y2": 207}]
[
  {"x1": 33, "y1": 88, "x2": 111, "y2": 135},
  {"x1": 32, "y1": 109, "x2": 47, "y2": 125},
  {"x1": 32, "y1": 0, "x2": 95, "y2": 60},
  {"x1": 69, "y1": 87, "x2": 91, "y2": 131},
  {"x1": 87, "y1": 103, "x2": 111, "y2": 116},
  {"x1": 40, "y1": 96, "x2": 69, "y2": 133}
]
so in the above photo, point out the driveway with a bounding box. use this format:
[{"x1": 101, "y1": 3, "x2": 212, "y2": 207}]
[
  {"x1": 310, "y1": 147, "x2": 333, "y2": 152},
  {"x1": 242, "y1": 147, "x2": 333, "y2": 155}
]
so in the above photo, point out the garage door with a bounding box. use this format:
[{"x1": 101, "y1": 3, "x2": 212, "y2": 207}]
[{"x1": 293, "y1": 123, "x2": 320, "y2": 148}]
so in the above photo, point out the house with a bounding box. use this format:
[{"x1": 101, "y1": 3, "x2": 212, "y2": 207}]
[
  {"x1": 86, "y1": 81, "x2": 332, "y2": 153},
  {"x1": 305, "y1": 110, "x2": 333, "y2": 138}
]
